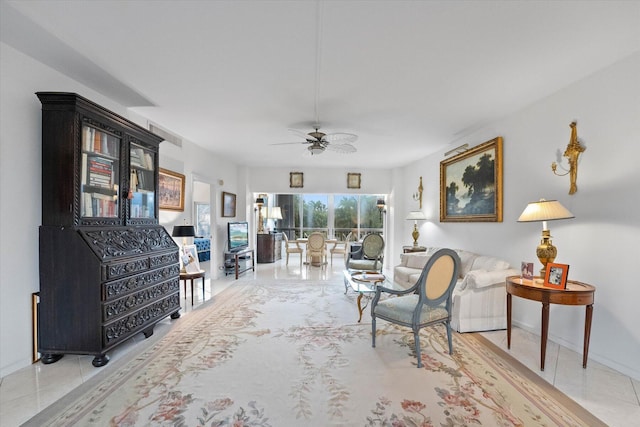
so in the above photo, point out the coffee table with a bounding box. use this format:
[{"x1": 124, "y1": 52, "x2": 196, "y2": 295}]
[{"x1": 343, "y1": 270, "x2": 399, "y2": 322}]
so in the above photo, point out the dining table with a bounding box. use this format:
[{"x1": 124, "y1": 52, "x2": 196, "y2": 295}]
[{"x1": 296, "y1": 238, "x2": 337, "y2": 266}]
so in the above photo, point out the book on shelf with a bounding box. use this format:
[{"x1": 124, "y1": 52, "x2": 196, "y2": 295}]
[{"x1": 82, "y1": 126, "x2": 119, "y2": 156}]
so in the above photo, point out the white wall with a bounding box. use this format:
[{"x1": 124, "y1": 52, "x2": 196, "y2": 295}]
[
  {"x1": 398, "y1": 53, "x2": 640, "y2": 379},
  {"x1": 249, "y1": 166, "x2": 392, "y2": 195}
]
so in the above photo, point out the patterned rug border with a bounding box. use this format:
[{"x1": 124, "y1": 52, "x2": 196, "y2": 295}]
[
  {"x1": 23, "y1": 278, "x2": 606, "y2": 426},
  {"x1": 468, "y1": 333, "x2": 607, "y2": 427}
]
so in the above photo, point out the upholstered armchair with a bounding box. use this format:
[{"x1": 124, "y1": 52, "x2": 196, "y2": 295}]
[
  {"x1": 306, "y1": 232, "x2": 327, "y2": 268},
  {"x1": 329, "y1": 231, "x2": 353, "y2": 265},
  {"x1": 282, "y1": 232, "x2": 303, "y2": 266},
  {"x1": 346, "y1": 234, "x2": 384, "y2": 272},
  {"x1": 371, "y1": 248, "x2": 460, "y2": 368}
]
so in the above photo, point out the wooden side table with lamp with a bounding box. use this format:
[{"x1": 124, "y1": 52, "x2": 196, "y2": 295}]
[
  {"x1": 506, "y1": 275, "x2": 595, "y2": 371},
  {"x1": 513, "y1": 198, "x2": 595, "y2": 370}
]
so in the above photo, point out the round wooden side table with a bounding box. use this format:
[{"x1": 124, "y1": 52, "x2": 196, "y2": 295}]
[
  {"x1": 506, "y1": 275, "x2": 595, "y2": 371},
  {"x1": 179, "y1": 270, "x2": 206, "y2": 305}
]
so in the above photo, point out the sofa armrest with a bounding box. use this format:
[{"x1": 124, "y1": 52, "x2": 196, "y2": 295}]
[{"x1": 459, "y1": 268, "x2": 520, "y2": 291}]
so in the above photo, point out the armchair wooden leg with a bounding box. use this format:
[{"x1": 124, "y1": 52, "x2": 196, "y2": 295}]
[
  {"x1": 414, "y1": 330, "x2": 422, "y2": 368},
  {"x1": 371, "y1": 318, "x2": 376, "y2": 347}
]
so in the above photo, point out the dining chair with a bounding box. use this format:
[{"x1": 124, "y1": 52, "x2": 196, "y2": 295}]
[
  {"x1": 306, "y1": 232, "x2": 327, "y2": 268},
  {"x1": 329, "y1": 231, "x2": 353, "y2": 265},
  {"x1": 282, "y1": 232, "x2": 303, "y2": 266},
  {"x1": 371, "y1": 248, "x2": 460, "y2": 368}
]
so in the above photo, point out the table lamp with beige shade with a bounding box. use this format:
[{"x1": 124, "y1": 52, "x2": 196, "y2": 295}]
[
  {"x1": 406, "y1": 210, "x2": 427, "y2": 248},
  {"x1": 518, "y1": 199, "x2": 574, "y2": 277}
]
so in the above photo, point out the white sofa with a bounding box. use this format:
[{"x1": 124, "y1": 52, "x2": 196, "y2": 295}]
[{"x1": 393, "y1": 248, "x2": 519, "y2": 333}]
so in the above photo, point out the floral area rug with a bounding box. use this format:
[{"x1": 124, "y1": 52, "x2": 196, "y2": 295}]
[{"x1": 24, "y1": 278, "x2": 604, "y2": 426}]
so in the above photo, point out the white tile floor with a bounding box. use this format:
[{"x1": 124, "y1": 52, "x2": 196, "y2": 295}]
[{"x1": 1, "y1": 259, "x2": 638, "y2": 426}]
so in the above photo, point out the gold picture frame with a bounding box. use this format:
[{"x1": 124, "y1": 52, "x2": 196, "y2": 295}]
[
  {"x1": 347, "y1": 172, "x2": 361, "y2": 189},
  {"x1": 159, "y1": 168, "x2": 185, "y2": 211},
  {"x1": 440, "y1": 137, "x2": 503, "y2": 222},
  {"x1": 290, "y1": 172, "x2": 303, "y2": 188}
]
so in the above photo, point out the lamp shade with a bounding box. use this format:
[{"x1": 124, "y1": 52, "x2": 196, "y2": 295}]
[
  {"x1": 405, "y1": 210, "x2": 427, "y2": 221},
  {"x1": 255, "y1": 197, "x2": 265, "y2": 205},
  {"x1": 517, "y1": 199, "x2": 574, "y2": 222},
  {"x1": 172, "y1": 225, "x2": 195, "y2": 237},
  {"x1": 269, "y1": 206, "x2": 283, "y2": 220}
]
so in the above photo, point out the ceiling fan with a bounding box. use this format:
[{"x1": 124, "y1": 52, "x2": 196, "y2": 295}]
[{"x1": 272, "y1": 127, "x2": 358, "y2": 155}]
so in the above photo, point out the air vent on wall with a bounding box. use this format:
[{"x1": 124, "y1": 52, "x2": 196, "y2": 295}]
[{"x1": 149, "y1": 123, "x2": 183, "y2": 147}]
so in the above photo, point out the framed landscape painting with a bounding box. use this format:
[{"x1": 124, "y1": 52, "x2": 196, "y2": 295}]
[{"x1": 440, "y1": 137, "x2": 503, "y2": 222}]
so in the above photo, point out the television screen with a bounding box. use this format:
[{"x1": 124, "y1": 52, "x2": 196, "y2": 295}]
[{"x1": 227, "y1": 221, "x2": 249, "y2": 252}]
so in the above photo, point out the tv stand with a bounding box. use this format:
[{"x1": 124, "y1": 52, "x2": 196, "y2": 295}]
[{"x1": 224, "y1": 248, "x2": 255, "y2": 279}]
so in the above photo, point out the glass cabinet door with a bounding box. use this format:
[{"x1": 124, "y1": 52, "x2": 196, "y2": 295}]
[
  {"x1": 80, "y1": 125, "x2": 120, "y2": 218},
  {"x1": 129, "y1": 143, "x2": 156, "y2": 219}
]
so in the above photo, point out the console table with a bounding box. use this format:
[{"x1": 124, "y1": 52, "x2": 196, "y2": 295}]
[
  {"x1": 403, "y1": 245, "x2": 427, "y2": 253},
  {"x1": 505, "y1": 275, "x2": 595, "y2": 371},
  {"x1": 257, "y1": 233, "x2": 282, "y2": 263},
  {"x1": 224, "y1": 248, "x2": 255, "y2": 279}
]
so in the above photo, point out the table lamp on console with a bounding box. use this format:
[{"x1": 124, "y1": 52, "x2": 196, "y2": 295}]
[
  {"x1": 406, "y1": 210, "x2": 427, "y2": 248},
  {"x1": 517, "y1": 199, "x2": 574, "y2": 277},
  {"x1": 172, "y1": 224, "x2": 196, "y2": 273}
]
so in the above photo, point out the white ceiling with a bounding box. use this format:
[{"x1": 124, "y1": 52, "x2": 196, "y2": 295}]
[{"x1": 2, "y1": 1, "x2": 639, "y2": 168}]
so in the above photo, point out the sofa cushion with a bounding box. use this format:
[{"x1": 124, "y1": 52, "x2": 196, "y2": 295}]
[
  {"x1": 394, "y1": 266, "x2": 419, "y2": 286},
  {"x1": 455, "y1": 250, "x2": 478, "y2": 278},
  {"x1": 406, "y1": 253, "x2": 432, "y2": 269},
  {"x1": 460, "y1": 269, "x2": 514, "y2": 290},
  {"x1": 471, "y1": 255, "x2": 510, "y2": 272}
]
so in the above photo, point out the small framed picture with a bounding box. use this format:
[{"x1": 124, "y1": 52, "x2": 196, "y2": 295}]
[
  {"x1": 347, "y1": 172, "x2": 361, "y2": 189},
  {"x1": 222, "y1": 191, "x2": 236, "y2": 217},
  {"x1": 181, "y1": 244, "x2": 201, "y2": 273},
  {"x1": 521, "y1": 262, "x2": 534, "y2": 280},
  {"x1": 543, "y1": 263, "x2": 569, "y2": 289},
  {"x1": 290, "y1": 172, "x2": 303, "y2": 188}
]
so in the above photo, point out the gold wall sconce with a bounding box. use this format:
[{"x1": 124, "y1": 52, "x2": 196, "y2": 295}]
[
  {"x1": 551, "y1": 122, "x2": 586, "y2": 195},
  {"x1": 412, "y1": 176, "x2": 423, "y2": 208}
]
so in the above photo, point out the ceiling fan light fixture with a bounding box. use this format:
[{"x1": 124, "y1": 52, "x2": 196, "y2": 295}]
[{"x1": 308, "y1": 143, "x2": 325, "y2": 155}]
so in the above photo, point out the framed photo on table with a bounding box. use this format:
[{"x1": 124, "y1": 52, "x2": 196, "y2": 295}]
[
  {"x1": 440, "y1": 137, "x2": 502, "y2": 222},
  {"x1": 159, "y1": 168, "x2": 185, "y2": 211},
  {"x1": 222, "y1": 191, "x2": 236, "y2": 217},
  {"x1": 543, "y1": 263, "x2": 569, "y2": 289},
  {"x1": 181, "y1": 244, "x2": 201, "y2": 273}
]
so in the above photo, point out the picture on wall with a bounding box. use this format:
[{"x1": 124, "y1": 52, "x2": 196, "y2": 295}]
[
  {"x1": 290, "y1": 172, "x2": 303, "y2": 188},
  {"x1": 159, "y1": 168, "x2": 185, "y2": 211},
  {"x1": 440, "y1": 137, "x2": 503, "y2": 222},
  {"x1": 222, "y1": 191, "x2": 236, "y2": 217},
  {"x1": 347, "y1": 173, "x2": 361, "y2": 189}
]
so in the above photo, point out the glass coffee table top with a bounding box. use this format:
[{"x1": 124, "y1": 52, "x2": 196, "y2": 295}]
[{"x1": 343, "y1": 269, "x2": 401, "y2": 322}]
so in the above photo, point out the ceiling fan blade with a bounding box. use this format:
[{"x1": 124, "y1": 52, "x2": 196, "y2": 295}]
[
  {"x1": 288, "y1": 128, "x2": 315, "y2": 141},
  {"x1": 270, "y1": 141, "x2": 311, "y2": 146},
  {"x1": 326, "y1": 143, "x2": 357, "y2": 153},
  {"x1": 324, "y1": 132, "x2": 358, "y2": 144}
]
